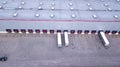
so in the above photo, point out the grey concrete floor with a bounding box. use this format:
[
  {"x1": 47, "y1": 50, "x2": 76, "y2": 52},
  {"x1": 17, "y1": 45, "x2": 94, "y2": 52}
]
[{"x1": 0, "y1": 33, "x2": 120, "y2": 67}]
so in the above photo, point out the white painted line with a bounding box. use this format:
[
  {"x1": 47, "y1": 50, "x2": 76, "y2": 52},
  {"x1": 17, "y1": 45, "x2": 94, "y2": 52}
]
[
  {"x1": 57, "y1": 32, "x2": 62, "y2": 48},
  {"x1": 19, "y1": 32, "x2": 22, "y2": 34},
  {"x1": 40, "y1": 32, "x2": 43, "y2": 34},
  {"x1": 99, "y1": 31, "x2": 110, "y2": 47},
  {"x1": 33, "y1": 32, "x2": 36, "y2": 34},
  {"x1": 47, "y1": 32, "x2": 50, "y2": 34},
  {"x1": 0, "y1": 31, "x2": 7, "y2": 33},
  {"x1": 116, "y1": 33, "x2": 119, "y2": 35},
  {"x1": 26, "y1": 32, "x2": 29, "y2": 34},
  {"x1": 12, "y1": 32, "x2": 15, "y2": 33},
  {"x1": 64, "y1": 32, "x2": 69, "y2": 47},
  {"x1": 81, "y1": 32, "x2": 84, "y2": 34},
  {"x1": 109, "y1": 33, "x2": 112, "y2": 35},
  {"x1": 74, "y1": 32, "x2": 77, "y2": 34},
  {"x1": 88, "y1": 33, "x2": 91, "y2": 34}
]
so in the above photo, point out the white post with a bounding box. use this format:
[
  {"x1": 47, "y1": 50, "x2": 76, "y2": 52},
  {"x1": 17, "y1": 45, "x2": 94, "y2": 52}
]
[
  {"x1": 99, "y1": 31, "x2": 110, "y2": 47},
  {"x1": 57, "y1": 32, "x2": 62, "y2": 48},
  {"x1": 64, "y1": 32, "x2": 69, "y2": 47}
]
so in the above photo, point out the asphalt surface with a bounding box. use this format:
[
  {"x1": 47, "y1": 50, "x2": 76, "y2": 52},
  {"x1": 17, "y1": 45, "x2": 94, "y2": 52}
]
[{"x1": 0, "y1": 33, "x2": 120, "y2": 67}]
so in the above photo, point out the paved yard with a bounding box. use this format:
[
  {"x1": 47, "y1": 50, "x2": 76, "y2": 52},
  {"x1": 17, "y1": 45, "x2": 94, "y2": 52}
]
[{"x1": 0, "y1": 33, "x2": 120, "y2": 67}]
